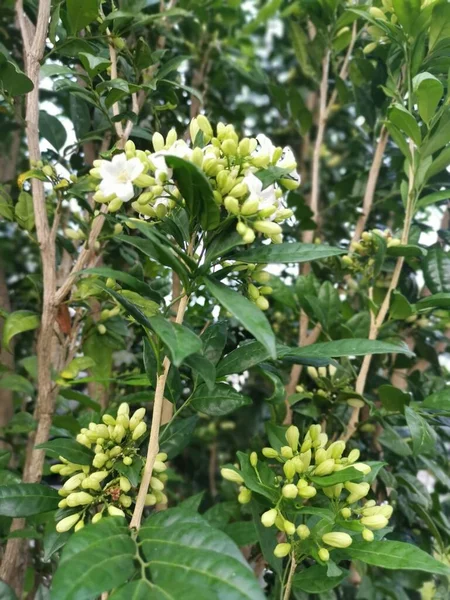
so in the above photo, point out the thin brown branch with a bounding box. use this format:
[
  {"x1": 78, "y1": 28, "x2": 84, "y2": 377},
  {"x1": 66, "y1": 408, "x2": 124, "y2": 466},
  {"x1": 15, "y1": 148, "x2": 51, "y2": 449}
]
[
  {"x1": 352, "y1": 127, "x2": 389, "y2": 243},
  {"x1": 283, "y1": 555, "x2": 297, "y2": 600}
]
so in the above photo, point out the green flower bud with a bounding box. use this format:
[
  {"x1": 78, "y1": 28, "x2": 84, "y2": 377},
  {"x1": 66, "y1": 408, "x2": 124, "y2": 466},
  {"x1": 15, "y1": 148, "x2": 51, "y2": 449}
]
[
  {"x1": 108, "y1": 198, "x2": 123, "y2": 213},
  {"x1": 153, "y1": 460, "x2": 167, "y2": 473},
  {"x1": 238, "y1": 138, "x2": 251, "y2": 156},
  {"x1": 341, "y1": 507, "x2": 352, "y2": 519},
  {"x1": 108, "y1": 505, "x2": 125, "y2": 517},
  {"x1": 119, "y1": 494, "x2": 132, "y2": 508},
  {"x1": 238, "y1": 487, "x2": 252, "y2": 504},
  {"x1": 296, "y1": 524, "x2": 310, "y2": 539},
  {"x1": 74, "y1": 520, "x2": 85, "y2": 532},
  {"x1": 102, "y1": 414, "x2": 116, "y2": 426},
  {"x1": 318, "y1": 366, "x2": 327, "y2": 378},
  {"x1": 58, "y1": 499, "x2": 68, "y2": 508},
  {"x1": 318, "y1": 548, "x2": 330, "y2": 562},
  {"x1": 327, "y1": 441, "x2": 346, "y2": 460},
  {"x1": 197, "y1": 114, "x2": 213, "y2": 138},
  {"x1": 221, "y1": 468, "x2": 244, "y2": 484},
  {"x1": 242, "y1": 228, "x2": 255, "y2": 244},
  {"x1": 152, "y1": 132, "x2": 165, "y2": 152},
  {"x1": 280, "y1": 446, "x2": 294, "y2": 459},
  {"x1": 262, "y1": 447, "x2": 278, "y2": 458},
  {"x1": 314, "y1": 459, "x2": 335, "y2": 476},
  {"x1": 347, "y1": 449, "x2": 360, "y2": 464},
  {"x1": 132, "y1": 421, "x2": 147, "y2": 441},
  {"x1": 63, "y1": 473, "x2": 85, "y2": 491},
  {"x1": 250, "y1": 452, "x2": 258, "y2": 467},
  {"x1": 282, "y1": 484, "x2": 298, "y2": 499},
  {"x1": 286, "y1": 425, "x2": 300, "y2": 451},
  {"x1": 230, "y1": 182, "x2": 248, "y2": 198},
  {"x1": 116, "y1": 414, "x2": 129, "y2": 429},
  {"x1": 150, "y1": 477, "x2": 164, "y2": 492},
  {"x1": 154, "y1": 491, "x2": 168, "y2": 504},
  {"x1": 255, "y1": 296, "x2": 269, "y2": 311},
  {"x1": 345, "y1": 482, "x2": 370, "y2": 504},
  {"x1": 253, "y1": 221, "x2": 282, "y2": 236},
  {"x1": 274, "y1": 543, "x2": 291, "y2": 558},
  {"x1": 261, "y1": 508, "x2": 277, "y2": 527},
  {"x1": 145, "y1": 493, "x2": 157, "y2": 506},
  {"x1": 113, "y1": 424, "x2": 126, "y2": 443},
  {"x1": 322, "y1": 532, "x2": 353, "y2": 548},
  {"x1": 283, "y1": 520, "x2": 296, "y2": 535},
  {"x1": 369, "y1": 6, "x2": 387, "y2": 20},
  {"x1": 362, "y1": 528, "x2": 374, "y2": 542},
  {"x1": 224, "y1": 196, "x2": 240, "y2": 215},
  {"x1": 252, "y1": 271, "x2": 271, "y2": 284},
  {"x1": 352, "y1": 463, "x2": 371, "y2": 475},
  {"x1": 67, "y1": 492, "x2": 94, "y2": 507},
  {"x1": 93, "y1": 453, "x2": 108, "y2": 469},
  {"x1": 259, "y1": 286, "x2": 273, "y2": 295},
  {"x1": 92, "y1": 512, "x2": 103, "y2": 524},
  {"x1": 347, "y1": 398, "x2": 365, "y2": 408},
  {"x1": 56, "y1": 513, "x2": 81, "y2": 533},
  {"x1": 315, "y1": 448, "x2": 327, "y2": 464},
  {"x1": 120, "y1": 477, "x2": 131, "y2": 493},
  {"x1": 166, "y1": 128, "x2": 177, "y2": 147},
  {"x1": 298, "y1": 485, "x2": 317, "y2": 499},
  {"x1": 123, "y1": 457, "x2": 133, "y2": 466},
  {"x1": 248, "y1": 283, "x2": 260, "y2": 300},
  {"x1": 360, "y1": 515, "x2": 388, "y2": 530},
  {"x1": 307, "y1": 366, "x2": 318, "y2": 379},
  {"x1": 221, "y1": 139, "x2": 238, "y2": 155}
]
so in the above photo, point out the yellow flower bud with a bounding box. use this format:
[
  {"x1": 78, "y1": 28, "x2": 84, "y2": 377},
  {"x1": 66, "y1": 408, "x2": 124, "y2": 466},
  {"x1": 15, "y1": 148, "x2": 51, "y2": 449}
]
[
  {"x1": 253, "y1": 221, "x2": 282, "y2": 236},
  {"x1": 197, "y1": 114, "x2": 213, "y2": 138},
  {"x1": 224, "y1": 196, "x2": 240, "y2": 215},
  {"x1": 322, "y1": 532, "x2": 353, "y2": 548},
  {"x1": 262, "y1": 447, "x2": 278, "y2": 458},
  {"x1": 255, "y1": 296, "x2": 269, "y2": 311},
  {"x1": 145, "y1": 493, "x2": 157, "y2": 506},
  {"x1": 261, "y1": 508, "x2": 277, "y2": 527},
  {"x1": 347, "y1": 449, "x2": 360, "y2": 464},
  {"x1": 315, "y1": 448, "x2": 327, "y2": 464},
  {"x1": 242, "y1": 228, "x2": 255, "y2": 244},
  {"x1": 132, "y1": 421, "x2": 147, "y2": 441},
  {"x1": 352, "y1": 463, "x2": 371, "y2": 475},
  {"x1": 318, "y1": 366, "x2": 327, "y2": 378},
  {"x1": 221, "y1": 139, "x2": 238, "y2": 155},
  {"x1": 362, "y1": 528, "x2": 374, "y2": 542},
  {"x1": 250, "y1": 452, "x2": 258, "y2": 467},
  {"x1": 369, "y1": 6, "x2": 387, "y2": 20},
  {"x1": 341, "y1": 508, "x2": 352, "y2": 519},
  {"x1": 327, "y1": 441, "x2": 346, "y2": 460},
  {"x1": 280, "y1": 446, "x2": 293, "y2": 459},
  {"x1": 58, "y1": 499, "x2": 68, "y2": 508},
  {"x1": 150, "y1": 477, "x2": 164, "y2": 492},
  {"x1": 152, "y1": 132, "x2": 165, "y2": 152},
  {"x1": 230, "y1": 182, "x2": 248, "y2": 198},
  {"x1": 221, "y1": 468, "x2": 244, "y2": 484},
  {"x1": 360, "y1": 515, "x2": 388, "y2": 530},
  {"x1": 238, "y1": 487, "x2": 252, "y2": 504},
  {"x1": 119, "y1": 477, "x2": 131, "y2": 493},
  {"x1": 313, "y1": 459, "x2": 335, "y2": 477},
  {"x1": 274, "y1": 543, "x2": 291, "y2": 558},
  {"x1": 56, "y1": 513, "x2": 81, "y2": 533},
  {"x1": 298, "y1": 485, "x2": 317, "y2": 499},
  {"x1": 283, "y1": 520, "x2": 296, "y2": 535},
  {"x1": 123, "y1": 457, "x2": 133, "y2": 466},
  {"x1": 238, "y1": 138, "x2": 251, "y2": 156},
  {"x1": 307, "y1": 366, "x2": 318, "y2": 380},
  {"x1": 286, "y1": 425, "x2": 300, "y2": 451},
  {"x1": 283, "y1": 460, "x2": 296, "y2": 480},
  {"x1": 282, "y1": 484, "x2": 298, "y2": 499},
  {"x1": 102, "y1": 414, "x2": 116, "y2": 426},
  {"x1": 108, "y1": 506, "x2": 125, "y2": 517},
  {"x1": 296, "y1": 524, "x2": 310, "y2": 539},
  {"x1": 119, "y1": 494, "x2": 132, "y2": 508},
  {"x1": 318, "y1": 548, "x2": 329, "y2": 562},
  {"x1": 153, "y1": 460, "x2": 167, "y2": 473},
  {"x1": 345, "y1": 482, "x2": 370, "y2": 504},
  {"x1": 108, "y1": 198, "x2": 123, "y2": 213},
  {"x1": 74, "y1": 520, "x2": 85, "y2": 532}
]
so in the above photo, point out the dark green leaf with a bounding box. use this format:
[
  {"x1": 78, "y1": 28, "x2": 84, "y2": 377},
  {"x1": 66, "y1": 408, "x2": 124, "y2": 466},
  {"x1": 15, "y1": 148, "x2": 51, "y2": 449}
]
[
  {"x1": 35, "y1": 438, "x2": 94, "y2": 465},
  {"x1": 67, "y1": 0, "x2": 99, "y2": 33},
  {"x1": 201, "y1": 321, "x2": 228, "y2": 366},
  {"x1": 83, "y1": 267, "x2": 161, "y2": 301},
  {"x1": 148, "y1": 315, "x2": 202, "y2": 367},
  {"x1": 423, "y1": 246, "x2": 450, "y2": 293},
  {"x1": 283, "y1": 339, "x2": 414, "y2": 360},
  {"x1": 114, "y1": 456, "x2": 143, "y2": 488},
  {"x1": 309, "y1": 467, "x2": 363, "y2": 487},
  {"x1": 405, "y1": 406, "x2": 436, "y2": 455},
  {"x1": 0, "y1": 55, "x2": 33, "y2": 96},
  {"x1": 388, "y1": 104, "x2": 421, "y2": 145},
  {"x1": 159, "y1": 416, "x2": 198, "y2": 459},
  {"x1": 344, "y1": 541, "x2": 450, "y2": 576},
  {"x1": 379, "y1": 384, "x2": 410, "y2": 413},
  {"x1": 184, "y1": 353, "x2": 216, "y2": 390},
  {"x1": 232, "y1": 243, "x2": 345, "y2": 264},
  {"x1": 386, "y1": 244, "x2": 426, "y2": 258},
  {"x1": 416, "y1": 292, "x2": 450, "y2": 310},
  {"x1": 0, "y1": 581, "x2": 17, "y2": 600},
  {"x1": 293, "y1": 564, "x2": 347, "y2": 593},
  {"x1": 2, "y1": 310, "x2": 39, "y2": 351},
  {"x1": 422, "y1": 389, "x2": 450, "y2": 412},
  {"x1": 39, "y1": 111, "x2": 67, "y2": 151},
  {"x1": 204, "y1": 278, "x2": 276, "y2": 359},
  {"x1": 0, "y1": 484, "x2": 59, "y2": 517},
  {"x1": 191, "y1": 383, "x2": 251, "y2": 416}
]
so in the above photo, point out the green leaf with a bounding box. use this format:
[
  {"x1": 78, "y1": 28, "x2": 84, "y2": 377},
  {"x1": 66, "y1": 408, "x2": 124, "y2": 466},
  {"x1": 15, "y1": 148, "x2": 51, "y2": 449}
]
[
  {"x1": 67, "y1": 0, "x2": 99, "y2": 34},
  {"x1": 35, "y1": 438, "x2": 94, "y2": 465},
  {"x1": 254, "y1": 166, "x2": 292, "y2": 189},
  {"x1": 82, "y1": 267, "x2": 161, "y2": 302},
  {"x1": 232, "y1": 243, "x2": 345, "y2": 264},
  {"x1": 51, "y1": 518, "x2": 136, "y2": 600},
  {"x1": 0, "y1": 581, "x2": 17, "y2": 600},
  {"x1": 0, "y1": 449, "x2": 11, "y2": 469},
  {"x1": 139, "y1": 508, "x2": 265, "y2": 600},
  {"x1": 43, "y1": 521, "x2": 71, "y2": 562},
  {"x1": 148, "y1": 315, "x2": 202, "y2": 367},
  {"x1": 423, "y1": 246, "x2": 450, "y2": 293},
  {"x1": 386, "y1": 244, "x2": 426, "y2": 258},
  {"x1": 422, "y1": 389, "x2": 450, "y2": 412},
  {"x1": 191, "y1": 383, "x2": 251, "y2": 416},
  {"x1": 237, "y1": 451, "x2": 278, "y2": 502},
  {"x1": 78, "y1": 53, "x2": 110, "y2": 77},
  {"x1": 379, "y1": 384, "x2": 410, "y2": 412},
  {"x1": 159, "y1": 416, "x2": 198, "y2": 459},
  {"x1": 421, "y1": 109, "x2": 450, "y2": 157},
  {"x1": 117, "y1": 233, "x2": 190, "y2": 288},
  {"x1": 390, "y1": 291, "x2": 414, "y2": 320},
  {"x1": 425, "y1": 146, "x2": 450, "y2": 180},
  {"x1": 293, "y1": 564, "x2": 347, "y2": 594},
  {"x1": 184, "y1": 353, "x2": 216, "y2": 390},
  {"x1": 242, "y1": 0, "x2": 282, "y2": 34},
  {"x1": 2, "y1": 310, "x2": 39, "y2": 351},
  {"x1": 201, "y1": 321, "x2": 227, "y2": 366},
  {"x1": 204, "y1": 278, "x2": 276, "y2": 359},
  {"x1": 283, "y1": 339, "x2": 414, "y2": 360},
  {"x1": 114, "y1": 456, "x2": 143, "y2": 487},
  {"x1": 59, "y1": 388, "x2": 101, "y2": 412},
  {"x1": 413, "y1": 73, "x2": 443, "y2": 125},
  {"x1": 379, "y1": 425, "x2": 412, "y2": 456},
  {"x1": 309, "y1": 467, "x2": 364, "y2": 487},
  {"x1": 15, "y1": 191, "x2": 34, "y2": 231},
  {"x1": 109, "y1": 581, "x2": 167, "y2": 600},
  {"x1": 429, "y1": 2, "x2": 450, "y2": 50},
  {"x1": 155, "y1": 55, "x2": 190, "y2": 81},
  {"x1": 405, "y1": 406, "x2": 436, "y2": 455},
  {"x1": 0, "y1": 484, "x2": 59, "y2": 517},
  {"x1": 416, "y1": 294, "x2": 450, "y2": 311},
  {"x1": 388, "y1": 104, "x2": 421, "y2": 145},
  {"x1": 392, "y1": 0, "x2": 421, "y2": 34},
  {"x1": 0, "y1": 55, "x2": 33, "y2": 96},
  {"x1": 216, "y1": 341, "x2": 275, "y2": 377},
  {"x1": 165, "y1": 155, "x2": 220, "y2": 231},
  {"x1": 39, "y1": 111, "x2": 67, "y2": 151},
  {"x1": 250, "y1": 501, "x2": 282, "y2": 576},
  {"x1": 224, "y1": 521, "x2": 258, "y2": 547},
  {"x1": 344, "y1": 541, "x2": 450, "y2": 576}
]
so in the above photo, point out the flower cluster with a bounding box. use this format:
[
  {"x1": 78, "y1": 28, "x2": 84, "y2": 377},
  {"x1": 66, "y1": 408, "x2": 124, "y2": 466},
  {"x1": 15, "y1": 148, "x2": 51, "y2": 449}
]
[
  {"x1": 341, "y1": 228, "x2": 400, "y2": 277},
  {"x1": 221, "y1": 260, "x2": 273, "y2": 310},
  {"x1": 89, "y1": 116, "x2": 300, "y2": 244},
  {"x1": 295, "y1": 364, "x2": 365, "y2": 409},
  {"x1": 221, "y1": 424, "x2": 393, "y2": 562},
  {"x1": 53, "y1": 403, "x2": 167, "y2": 532}
]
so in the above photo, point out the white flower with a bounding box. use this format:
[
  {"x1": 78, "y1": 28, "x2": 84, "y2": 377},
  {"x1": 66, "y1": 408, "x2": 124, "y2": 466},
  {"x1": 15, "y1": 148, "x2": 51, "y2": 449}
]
[
  {"x1": 253, "y1": 133, "x2": 276, "y2": 161},
  {"x1": 151, "y1": 140, "x2": 193, "y2": 183},
  {"x1": 277, "y1": 146, "x2": 301, "y2": 185},
  {"x1": 244, "y1": 172, "x2": 279, "y2": 213},
  {"x1": 99, "y1": 154, "x2": 144, "y2": 202}
]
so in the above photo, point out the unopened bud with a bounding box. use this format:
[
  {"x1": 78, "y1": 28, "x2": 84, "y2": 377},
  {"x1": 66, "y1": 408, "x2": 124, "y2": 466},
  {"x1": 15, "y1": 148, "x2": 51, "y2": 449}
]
[
  {"x1": 56, "y1": 513, "x2": 81, "y2": 533},
  {"x1": 108, "y1": 505, "x2": 125, "y2": 517},
  {"x1": 261, "y1": 508, "x2": 277, "y2": 527},
  {"x1": 274, "y1": 543, "x2": 291, "y2": 558},
  {"x1": 221, "y1": 468, "x2": 244, "y2": 484},
  {"x1": 322, "y1": 532, "x2": 353, "y2": 548}
]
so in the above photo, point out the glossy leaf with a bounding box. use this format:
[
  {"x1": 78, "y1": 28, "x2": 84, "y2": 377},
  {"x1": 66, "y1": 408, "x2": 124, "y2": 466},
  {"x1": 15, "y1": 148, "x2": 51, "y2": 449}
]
[
  {"x1": 293, "y1": 564, "x2": 347, "y2": 593},
  {"x1": 423, "y1": 246, "x2": 450, "y2": 293},
  {"x1": 405, "y1": 406, "x2": 436, "y2": 455},
  {"x1": 67, "y1": 0, "x2": 99, "y2": 33},
  {"x1": 139, "y1": 508, "x2": 265, "y2": 600},
  {"x1": 422, "y1": 389, "x2": 450, "y2": 412},
  {"x1": 2, "y1": 310, "x2": 39, "y2": 351},
  {"x1": 283, "y1": 339, "x2": 414, "y2": 360},
  {"x1": 204, "y1": 278, "x2": 276, "y2": 359},
  {"x1": 35, "y1": 438, "x2": 94, "y2": 465},
  {"x1": 39, "y1": 111, "x2": 67, "y2": 151},
  {"x1": 309, "y1": 466, "x2": 363, "y2": 487},
  {"x1": 191, "y1": 383, "x2": 251, "y2": 416},
  {"x1": 232, "y1": 242, "x2": 345, "y2": 264},
  {"x1": 0, "y1": 484, "x2": 59, "y2": 517},
  {"x1": 148, "y1": 315, "x2": 202, "y2": 367},
  {"x1": 159, "y1": 416, "x2": 198, "y2": 459}
]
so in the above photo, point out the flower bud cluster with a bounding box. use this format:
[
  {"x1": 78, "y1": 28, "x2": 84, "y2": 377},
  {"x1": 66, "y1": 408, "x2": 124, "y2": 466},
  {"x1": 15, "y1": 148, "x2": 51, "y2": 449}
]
[
  {"x1": 342, "y1": 229, "x2": 400, "y2": 276},
  {"x1": 222, "y1": 424, "x2": 393, "y2": 562},
  {"x1": 296, "y1": 365, "x2": 365, "y2": 409},
  {"x1": 363, "y1": 3, "x2": 397, "y2": 55},
  {"x1": 53, "y1": 403, "x2": 167, "y2": 533},
  {"x1": 89, "y1": 118, "x2": 300, "y2": 245}
]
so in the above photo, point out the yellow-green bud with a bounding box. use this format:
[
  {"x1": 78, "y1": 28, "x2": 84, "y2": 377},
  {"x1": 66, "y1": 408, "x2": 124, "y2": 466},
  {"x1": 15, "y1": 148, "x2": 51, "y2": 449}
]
[
  {"x1": 92, "y1": 512, "x2": 103, "y2": 524},
  {"x1": 280, "y1": 446, "x2": 293, "y2": 459},
  {"x1": 102, "y1": 414, "x2": 116, "y2": 426},
  {"x1": 283, "y1": 520, "x2": 296, "y2": 535},
  {"x1": 298, "y1": 485, "x2": 317, "y2": 499},
  {"x1": 238, "y1": 487, "x2": 252, "y2": 504},
  {"x1": 296, "y1": 524, "x2": 310, "y2": 539},
  {"x1": 242, "y1": 228, "x2": 255, "y2": 244},
  {"x1": 262, "y1": 447, "x2": 278, "y2": 458},
  {"x1": 56, "y1": 513, "x2": 81, "y2": 533},
  {"x1": 250, "y1": 452, "x2": 258, "y2": 467},
  {"x1": 145, "y1": 493, "x2": 157, "y2": 506},
  {"x1": 318, "y1": 366, "x2": 327, "y2": 378},
  {"x1": 132, "y1": 421, "x2": 147, "y2": 441},
  {"x1": 286, "y1": 425, "x2": 300, "y2": 451},
  {"x1": 369, "y1": 6, "x2": 387, "y2": 20},
  {"x1": 347, "y1": 449, "x2": 360, "y2": 464},
  {"x1": 360, "y1": 515, "x2": 388, "y2": 530},
  {"x1": 282, "y1": 484, "x2": 298, "y2": 499},
  {"x1": 307, "y1": 367, "x2": 318, "y2": 379},
  {"x1": 92, "y1": 453, "x2": 108, "y2": 469},
  {"x1": 345, "y1": 482, "x2": 370, "y2": 504},
  {"x1": 150, "y1": 477, "x2": 164, "y2": 492},
  {"x1": 253, "y1": 221, "x2": 282, "y2": 236},
  {"x1": 152, "y1": 132, "x2": 165, "y2": 152},
  {"x1": 221, "y1": 468, "x2": 244, "y2": 484},
  {"x1": 347, "y1": 398, "x2": 365, "y2": 408},
  {"x1": 314, "y1": 459, "x2": 335, "y2": 476},
  {"x1": 197, "y1": 114, "x2": 213, "y2": 138},
  {"x1": 274, "y1": 543, "x2": 291, "y2": 558},
  {"x1": 153, "y1": 460, "x2": 167, "y2": 473},
  {"x1": 58, "y1": 499, "x2": 68, "y2": 509},
  {"x1": 224, "y1": 196, "x2": 240, "y2": 215},
  {"x1": 352, "y1": 463, "x2": 371, "y2": 475},
  {"x1": 322, "y1": 532, "x2": 353, "y2": 548},
  {"x1": 318, "y1": 548, "x2": 330, "y2": 562},
  {"x1": 256, "y1": 296, "x2": 269, "y2": 311},
  {"x1": 362, "y1": 528, "x2": 374, "y2": 542},
  {"x1": 230, "y1": 182, "x2": 248, "y2": 198},
  {"x1": 108, "y1": 198, "x2": 123, "y2": 213},
  {"x1": 119, "y1": 494, "x2": 132, "y2": 508},
  {"x1": 238, "y1": 138, "x2": 251, "y2": 156},
  {"x1": 119, "y1": 477, "x2": 131, "y2": 493},
  {"x1": 74, "y1": 520, "x2": 85, "y2": 532},
  {"x1": 341, "y1": 507, "x2": 352, "y2": 519},
  {"x1": 123, "y1": 456, "x2": 133, "y2": 466},
  {"x1": 327, "y1": 441, "x2": 346, "y2": 460},
  {"x1": 221, "y1": 139, "x2": 238, "y2": 155},
  {"x1": 108, "y1": 505, "x2": 125, "y2": 517},
  {"x1": 261, "y1": 508, "x2": 277, "y2": 527},
  {"x1": 67, "y1": 492, "x2": 94, "y2": 507}
]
